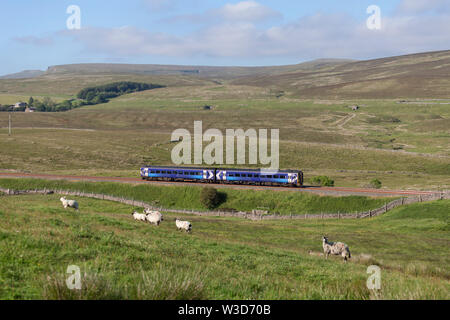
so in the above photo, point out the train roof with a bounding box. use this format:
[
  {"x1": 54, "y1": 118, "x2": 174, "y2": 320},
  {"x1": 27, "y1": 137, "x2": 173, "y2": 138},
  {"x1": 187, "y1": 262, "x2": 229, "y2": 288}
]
[{"x1": 141, "y1": 165, "x2": 301, "y2": 173}]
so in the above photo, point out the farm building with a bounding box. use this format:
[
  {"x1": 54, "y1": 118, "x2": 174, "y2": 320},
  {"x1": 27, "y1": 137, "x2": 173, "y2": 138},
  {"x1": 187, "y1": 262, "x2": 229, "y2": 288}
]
[{"x1": 14, "y1": 102, "x2": 27, "y2": 109}]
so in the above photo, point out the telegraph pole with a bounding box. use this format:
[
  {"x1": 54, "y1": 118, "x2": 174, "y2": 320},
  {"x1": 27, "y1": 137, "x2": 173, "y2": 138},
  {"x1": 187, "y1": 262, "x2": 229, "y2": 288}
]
[{"x1": 8, "y1": 112, "x2": 11, "y2": 136}]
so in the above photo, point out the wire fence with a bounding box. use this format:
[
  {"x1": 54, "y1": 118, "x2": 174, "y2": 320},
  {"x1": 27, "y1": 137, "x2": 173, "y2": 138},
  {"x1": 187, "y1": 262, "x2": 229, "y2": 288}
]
[{"x1": 0, "y1": 187, "x2": 448, "y2": 220}]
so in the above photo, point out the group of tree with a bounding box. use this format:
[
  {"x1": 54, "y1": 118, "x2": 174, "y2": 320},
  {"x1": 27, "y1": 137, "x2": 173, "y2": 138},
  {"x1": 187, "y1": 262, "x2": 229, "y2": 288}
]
[
  {"x1": 77, "y1": 81, "x2": 163, "y2": 105},
  {"x1": 0, "y1": 81, "x2": 163, "y2": 112},
  {"x1": 309, "y1": 176, "x2": 335, "y2": 187}
]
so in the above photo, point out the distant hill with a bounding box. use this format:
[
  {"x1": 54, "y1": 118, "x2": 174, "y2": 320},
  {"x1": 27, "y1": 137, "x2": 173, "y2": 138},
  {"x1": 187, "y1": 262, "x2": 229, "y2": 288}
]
[
  {"x1": 44, "y1": 59, "x2": 354, "y2": 79},
  {"x1": 0, "y1": 70, "x2": 44, "y2": 79},
  {"x1": 1, "y1": 50, "x2": 448, "y2": 98},
  {"x1": 232, "y1": 50, "x2": 450, "y2": 98}
]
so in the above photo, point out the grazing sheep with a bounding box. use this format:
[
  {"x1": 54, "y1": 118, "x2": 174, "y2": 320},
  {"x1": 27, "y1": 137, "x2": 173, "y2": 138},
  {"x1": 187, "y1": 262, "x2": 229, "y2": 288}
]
[
  {"x1": 146, "y1": 210, "x2": 163, "y2": 226},
  {"x1": 131, "y1": 211, "x2": 147, "y2": 222},
  {"x1": 322, "y1": 236, "x2": 351, "y2": 262},
  {"x1": 175, "y1": 219, "x2": 192, "y2": 233},
  {"x1": 60, "y1": 197, "x2": 79, "y2": 210},
  {"x1": 144, "y1": 208, "x2": 164, "y2": 221}
]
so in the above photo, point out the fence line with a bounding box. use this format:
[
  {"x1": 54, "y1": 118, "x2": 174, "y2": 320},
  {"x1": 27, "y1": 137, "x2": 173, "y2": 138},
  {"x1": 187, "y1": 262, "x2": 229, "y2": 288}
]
[{"x1": 0, "y1": 187, "x2": 448, "y2": 221}]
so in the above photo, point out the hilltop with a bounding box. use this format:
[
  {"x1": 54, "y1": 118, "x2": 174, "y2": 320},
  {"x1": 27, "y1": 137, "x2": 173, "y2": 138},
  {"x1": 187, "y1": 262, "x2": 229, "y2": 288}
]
[
  {"x1": 232, "y1": 50, "x2": 450, "y2": 98},
  {"x1": 0, "y1": 50, "x2": 448, "y2": 98}
]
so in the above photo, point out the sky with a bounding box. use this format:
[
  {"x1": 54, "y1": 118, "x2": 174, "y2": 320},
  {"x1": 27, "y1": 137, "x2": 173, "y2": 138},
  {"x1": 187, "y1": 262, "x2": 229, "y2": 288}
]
[{"x1": 0, "y1": 0, "x2": 449, "y2": 75}]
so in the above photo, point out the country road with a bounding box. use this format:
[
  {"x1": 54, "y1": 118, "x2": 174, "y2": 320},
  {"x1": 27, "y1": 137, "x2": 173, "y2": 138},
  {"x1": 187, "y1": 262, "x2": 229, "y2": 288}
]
[{"x1": 0, "y1": 172, "x2": 442, "y2": 197}]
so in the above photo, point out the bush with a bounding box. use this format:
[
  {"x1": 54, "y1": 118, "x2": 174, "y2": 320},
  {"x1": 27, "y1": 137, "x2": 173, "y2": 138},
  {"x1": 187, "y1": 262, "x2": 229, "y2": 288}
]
[
  {"x1": 200, "y1": 187, "x2": 220, "y2": 209},
  {"x1": 309, "y1": 176, "x2": 334, "y2": 187},
  {"x1": 369, "y1": 179, "x2": 382, "y2": 189}
]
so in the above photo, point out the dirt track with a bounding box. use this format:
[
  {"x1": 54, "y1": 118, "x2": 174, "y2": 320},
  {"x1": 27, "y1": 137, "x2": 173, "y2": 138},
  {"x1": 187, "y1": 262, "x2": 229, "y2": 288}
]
[{"x1": 0, "y1": 172, "x2": 441, "y2": 197}]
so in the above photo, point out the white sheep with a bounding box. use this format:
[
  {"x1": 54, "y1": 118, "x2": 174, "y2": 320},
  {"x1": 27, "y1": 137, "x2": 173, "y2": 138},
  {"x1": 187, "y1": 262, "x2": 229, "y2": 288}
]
[
  {"x1": 144, "y1": 208, "x2": 164, "y2": 221},
  {"x1": 322, "y1": 236, "x2": 351, "y2": 262},
  {"x1": 60, "y1": 197, "x2": 79, "y2": 210},
  {"x1": 146, "y1": 210, "x2": 163, "y2": 226},
  {"x1": 131, "y1": 211, "x2": 147, "y2": 222},
  {"x1": 175, "y1": 219, "x2": 192, "y2": 233}
]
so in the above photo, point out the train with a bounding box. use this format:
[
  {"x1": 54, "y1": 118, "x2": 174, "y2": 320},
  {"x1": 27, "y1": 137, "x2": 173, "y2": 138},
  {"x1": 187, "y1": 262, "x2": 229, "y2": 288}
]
[{"x1": 140, "y1": 165, "x2": 303, "y2": 187}]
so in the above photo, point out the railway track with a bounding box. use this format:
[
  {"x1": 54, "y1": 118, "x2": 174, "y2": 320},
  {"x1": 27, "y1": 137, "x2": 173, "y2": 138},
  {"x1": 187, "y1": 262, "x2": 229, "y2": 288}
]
[{"x1": 0, "y1": 172, "x2": 441, "y2": 197}]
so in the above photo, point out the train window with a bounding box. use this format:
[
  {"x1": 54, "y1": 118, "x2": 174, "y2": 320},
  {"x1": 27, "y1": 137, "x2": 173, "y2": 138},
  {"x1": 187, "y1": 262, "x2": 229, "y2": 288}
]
[
  {"x1": 267, "y1": 175, "x2": 273, "y2": 178},
  {"x1": 274, "y1": 175, "x2": 279, "y2": 179},
  {"x1": 236, "y1": 174, "x2": 240, "y2": 177},
  {"x1": 184, "y1": 172, "x2": 188, "y2": 175},
  {"x1": 156, "y1": 171, "x2": 160, "y2": 173},
  {"x1": 241, "y1": 174, "x2": 246, "y2": 177},
  {"x1": 178, "y1": 171, "x2": 182, "y2": 174}
]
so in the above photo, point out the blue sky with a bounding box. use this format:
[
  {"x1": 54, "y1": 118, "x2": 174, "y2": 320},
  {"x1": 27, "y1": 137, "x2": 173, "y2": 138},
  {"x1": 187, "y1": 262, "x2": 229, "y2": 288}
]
[{"x1": 0, "y1": 0, "x2": 449, "y2": 75}]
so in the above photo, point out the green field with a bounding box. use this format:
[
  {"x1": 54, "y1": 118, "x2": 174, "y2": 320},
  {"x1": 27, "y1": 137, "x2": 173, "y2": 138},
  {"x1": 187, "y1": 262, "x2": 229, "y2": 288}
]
[
  {"x1": 0, "y1": 88, "x2": 449, "y2": 190},
  {"x1": 0, "y1": 53, "x2": 449, "y2": 190},
  {"x1": 0, "y1": 178, "x2": 391, "y2": 215},
  {"x1": 0, "y1": 194, "x2": 448, "y2": 299}
]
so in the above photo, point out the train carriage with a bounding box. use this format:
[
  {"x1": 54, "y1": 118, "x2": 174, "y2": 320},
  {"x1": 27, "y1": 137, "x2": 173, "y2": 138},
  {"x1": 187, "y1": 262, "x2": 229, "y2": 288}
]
[
  {"x1": 215, "y1": 168, "x2": 302, "y2": 187},
  {"x1": 141, "y1": 166, "x2": 303, "y2": 187}
]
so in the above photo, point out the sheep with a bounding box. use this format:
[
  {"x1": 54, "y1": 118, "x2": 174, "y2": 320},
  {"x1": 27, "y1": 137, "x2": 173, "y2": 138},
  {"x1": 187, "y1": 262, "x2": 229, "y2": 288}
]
[
  {"x1": 146, "y1": 210, "x2": 163, "y2": 226},
  {"x1": 175, "y1": 219, "x2": 192, "y2": 233},
  {"x1": 144, "y1": 208, "x2": 164, "y2": 221},
  {"x1": 131, "y1": 211, "x2": 147, "y2": 222},
  {"x1": 60, "y1": 197, "x2": 79, "y2": 210},
  {"x1": 322, "y1": 236, "x2": 351, "y2": 262}
]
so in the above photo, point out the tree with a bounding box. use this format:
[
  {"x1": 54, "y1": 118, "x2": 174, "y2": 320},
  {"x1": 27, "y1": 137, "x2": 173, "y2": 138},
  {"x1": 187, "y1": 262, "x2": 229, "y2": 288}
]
[
  {"x1": 309, "y1": 176, "x2": 334, "y2": 187},
  {"x1": 200, "y1": 187, "x2": 221, "y2": 209},
  {"x1": 369, "y1": 179, "x2": 382, "y2": 189},
  {"x1": 85, "y1": 91, "x2": 96, "y2": 102},
  {"x1": 28, "y1": 97, "x2": 34, "y2": 107}
]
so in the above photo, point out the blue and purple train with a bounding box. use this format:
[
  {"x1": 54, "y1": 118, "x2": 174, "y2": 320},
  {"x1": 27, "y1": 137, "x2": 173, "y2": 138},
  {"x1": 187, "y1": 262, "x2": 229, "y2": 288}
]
[{"x1": 140, "y1": 166, "x2": 303, "y2": 187}]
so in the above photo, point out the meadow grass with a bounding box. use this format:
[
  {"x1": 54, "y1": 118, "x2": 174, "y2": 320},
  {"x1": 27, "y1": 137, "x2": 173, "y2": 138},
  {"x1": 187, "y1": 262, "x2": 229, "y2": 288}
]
[
  {"x1": 0, "y1": 126, "x2": 448, "y2": 189},
  {"x1": 0, "y1": 84, "x2": 448, "y2": 190},
  {"x1": 0, "y1": 194, "x2": 448, "y2": 299},
  {"x1": 0, "y1": 178, "x2": 390, "y2": 214}
]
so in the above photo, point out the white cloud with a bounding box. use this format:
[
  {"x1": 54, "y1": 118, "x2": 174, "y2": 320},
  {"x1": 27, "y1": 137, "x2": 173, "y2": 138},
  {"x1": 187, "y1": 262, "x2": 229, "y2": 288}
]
[
  {"x1": 397, "y1": 0, "x2": 450, "y2": 14},
  {"x1": 13, "y1": 35, "x2": 53, "y2": 46},
  {"x1": 216, "y1": 1, "x2": 282, "y2": 22},
  {"x1": 163, "y1": 1, "x2": 282, "y2": 25},
  {"x1": 20, "y1": 1, "x2": 450, "y2": 63},
  {"x1": 60, "y1": 9, "x2": 450, "y2": 62}
]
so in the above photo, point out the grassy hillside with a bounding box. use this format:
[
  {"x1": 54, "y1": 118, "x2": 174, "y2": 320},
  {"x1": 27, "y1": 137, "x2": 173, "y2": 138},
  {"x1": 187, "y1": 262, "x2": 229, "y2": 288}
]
[
  {"x1": 1, "y1": 50, "x2": 449, "y2": 99},
  {"x1": 0, "y1": 96, "x2": 448, "y2": 189},
  {"x1": 232, "y1": 50, "x2": 450, "y2": 99},
  {"x1": 0, "y1": 178, "x2": 390, "y2": 215},
  {"x1": 0, "y1": 194, "x2": 448, "y2": 299},
  {"x1": 0, "y1": 50, "x2": 448, "y2": 190}
]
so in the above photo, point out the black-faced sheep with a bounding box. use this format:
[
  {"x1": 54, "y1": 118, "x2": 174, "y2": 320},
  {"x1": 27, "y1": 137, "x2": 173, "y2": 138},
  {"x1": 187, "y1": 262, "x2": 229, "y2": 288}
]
[{"x1": 322, "y1": 236, "x2": 351, "y2": 262}]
